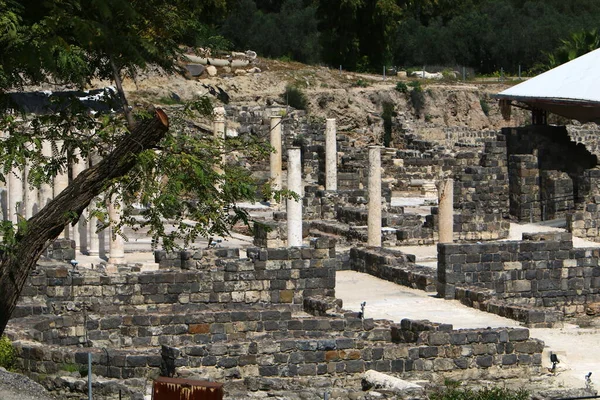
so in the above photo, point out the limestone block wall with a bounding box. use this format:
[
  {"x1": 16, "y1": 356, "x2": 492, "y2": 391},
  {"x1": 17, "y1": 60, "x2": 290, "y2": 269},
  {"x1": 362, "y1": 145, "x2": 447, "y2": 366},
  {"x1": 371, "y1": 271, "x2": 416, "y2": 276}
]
[{"x1": 438, "y1": 232, "x2": 600, "y2": 317}]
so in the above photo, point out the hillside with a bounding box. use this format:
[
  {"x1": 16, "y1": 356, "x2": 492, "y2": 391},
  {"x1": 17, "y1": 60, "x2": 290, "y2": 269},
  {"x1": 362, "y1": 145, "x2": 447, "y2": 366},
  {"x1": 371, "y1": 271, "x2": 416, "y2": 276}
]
[{"x1": 118, "y1": 58, "x2": 530, "y2": 148}]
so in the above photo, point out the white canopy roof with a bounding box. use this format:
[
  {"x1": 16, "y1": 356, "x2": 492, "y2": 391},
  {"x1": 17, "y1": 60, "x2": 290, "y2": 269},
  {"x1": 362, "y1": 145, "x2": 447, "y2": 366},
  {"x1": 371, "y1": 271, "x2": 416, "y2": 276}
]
[{"x1": 497, "y1": 48, "x2": 600, "y2": 123}]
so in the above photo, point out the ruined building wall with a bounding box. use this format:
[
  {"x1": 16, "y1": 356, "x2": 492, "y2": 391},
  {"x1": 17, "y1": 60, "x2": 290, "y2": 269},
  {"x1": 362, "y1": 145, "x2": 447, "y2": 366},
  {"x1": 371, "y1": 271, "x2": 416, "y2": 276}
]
[
  {"x1": 503, "y1": 125, "x2": 598, "y2": 223},
  {"x1": 438, "y1": 232, "x2": 600, "y2": 318}
]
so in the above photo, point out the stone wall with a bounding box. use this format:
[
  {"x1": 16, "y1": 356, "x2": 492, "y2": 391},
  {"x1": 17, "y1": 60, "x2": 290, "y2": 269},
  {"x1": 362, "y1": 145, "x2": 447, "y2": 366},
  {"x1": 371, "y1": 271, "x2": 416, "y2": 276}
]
[
  {"x1": 438, "y1": 232, "x2": 600, "y2": 318},
  {"x1": 502, "y1": 125, "x2": 598, "y2": 223},
  {"x1": 347, "y1": 247, "x2": 436, "y2": 292},
  {"x1": 19, "y1": 239, "x2": 337, "y2": 314},
  {"x1": 11, "y1": 313, "x2": 543, "y2": 383}
]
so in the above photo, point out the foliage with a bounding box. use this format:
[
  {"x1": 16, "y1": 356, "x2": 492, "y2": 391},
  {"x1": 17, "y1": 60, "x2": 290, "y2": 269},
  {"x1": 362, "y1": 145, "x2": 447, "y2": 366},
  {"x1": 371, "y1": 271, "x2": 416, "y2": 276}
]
[
  {"x1": 221, "y1": 0, "x2": 321, "y2": 64},
  {"x1": 480, "y1": 99, "x2": 490, "y2": 116},
  {"x1": 381, "y1": 101, "x2": 395, "y2": 147},
  {"x1": 395, "y1": 81, "x2": 408, "y2": 93},
  {"x1": 430, "y1": 380, "x2": 529, "y2": 400},
  {"x1": 352, "y1": 79, "x2": 370, "y2": 88},
  {"x1": 543, "y1": 29, "x2": 600, "y2": 70},
  {"x1": 282, "y1": 85, "x2": 308, "y2": 110},
  {"x1": 0, "y1": 335, "x2": 15, "y2": 370},
  {"x1": 408, "y1": 81, "x2": 426, "y2": 117}
]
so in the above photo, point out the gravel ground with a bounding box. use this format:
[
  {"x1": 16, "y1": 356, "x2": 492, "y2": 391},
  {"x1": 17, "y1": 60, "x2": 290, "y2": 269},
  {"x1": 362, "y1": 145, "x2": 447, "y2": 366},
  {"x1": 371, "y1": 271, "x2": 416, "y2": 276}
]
[{"x1": 0, "y1": 368, "x2": 57, "y2": 400}]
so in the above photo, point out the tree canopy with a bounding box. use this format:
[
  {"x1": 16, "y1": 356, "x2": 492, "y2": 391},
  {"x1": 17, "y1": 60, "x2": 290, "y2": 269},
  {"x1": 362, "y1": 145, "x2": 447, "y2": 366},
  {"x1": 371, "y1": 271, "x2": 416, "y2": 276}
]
[
  {"x1": 0, "y1": 0, "x2": 270, "y2": 335},
  {"x1": 215, "y1": 0, "x2": 600, "y2": 74}
]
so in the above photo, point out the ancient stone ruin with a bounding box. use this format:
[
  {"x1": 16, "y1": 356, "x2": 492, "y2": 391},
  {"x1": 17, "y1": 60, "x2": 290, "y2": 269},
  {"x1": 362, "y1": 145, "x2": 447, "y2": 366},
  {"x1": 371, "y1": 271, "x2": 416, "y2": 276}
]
[{"x1": 6, "y1": 103, "x2": 600, "y2": 399}]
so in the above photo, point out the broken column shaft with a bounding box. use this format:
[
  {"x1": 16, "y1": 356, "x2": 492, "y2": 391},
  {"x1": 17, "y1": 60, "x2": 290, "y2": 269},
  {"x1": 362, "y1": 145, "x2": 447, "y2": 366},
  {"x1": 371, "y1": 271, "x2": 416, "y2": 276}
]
[
  {"x1": 287, "y1": 147, "x2": 302, "y2": 247},
  {"x1": 367, "y1": 146, "x2": 382, "y2": 247},
  {"x1": 325, "y1": 118, "x2": 337, "y2": 191},
  {"x1": 270, "y1": 114, "x2": 283, "y2": 203},
  {"x1": 438, "y1": 178, "x2": 454, "y2": 243}
]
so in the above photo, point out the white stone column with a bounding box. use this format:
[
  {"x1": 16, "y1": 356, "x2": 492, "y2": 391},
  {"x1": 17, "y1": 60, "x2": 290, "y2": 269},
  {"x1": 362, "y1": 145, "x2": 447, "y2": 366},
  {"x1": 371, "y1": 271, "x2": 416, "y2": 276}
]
[
  {"x1": 270, "y1": 114, "x2": 283, "y2": 203},
  {"x1": 7, "y1": 167, "x2": 23, "y2": 224},
  {"x1": 367, "y1": 146, "x2": 382, "y2": 247},
  {"x1": 53, "y1": 140, "x2": 69, "y2": 238},
  {"x1": 325, "y1": 118, "x2": 338, "y2": 191},
  {"x1": 23, "y1": 163, "x2": 37, "y2": 219},
  {"x1": 213, "y1": 107, "x2": 226, "y2": 177},
  {"x1": 108, "y1": 194, "x2": 125, "y2": 264},
  {"x1": 72, "y1": 152, "x2": 87, "y2": 252},
  {"x1": 438, "y1": 178, "x2": 454, "y2": 244},
  {"x1": 38, "y1": 140, "x2": 53, "y2": 210},
  {"x1": 87, "y1": 205, "x2": 100, "y2": 256},
  {"x1": 287, "y1": 147, "x2": 302, "y2": 247}
]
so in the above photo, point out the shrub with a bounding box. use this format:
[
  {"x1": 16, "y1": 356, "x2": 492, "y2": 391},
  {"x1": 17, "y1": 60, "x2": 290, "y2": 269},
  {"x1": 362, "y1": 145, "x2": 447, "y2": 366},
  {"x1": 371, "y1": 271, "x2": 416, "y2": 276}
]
[
  {"x1": 352, "y1": 79, "x2": 370, "y2": 88},
  {"x1": 282, "y1": 85, "x2": 308, "y2": 110},
  {"x1": 382, "y1": 101, "x2": 396, "y2": 147},
  {"x1": 395, "y1": 81, "x2": 408, "y2": 93},
  {"x1": 0, "y1": 335, "x2": 15, "y2": 370},
  {"x1": 408, "y1": 81, "x2": 426, "y2": 117},
  {"x1": 480, "y1": 98, "x2": 490, "y2": 116}
]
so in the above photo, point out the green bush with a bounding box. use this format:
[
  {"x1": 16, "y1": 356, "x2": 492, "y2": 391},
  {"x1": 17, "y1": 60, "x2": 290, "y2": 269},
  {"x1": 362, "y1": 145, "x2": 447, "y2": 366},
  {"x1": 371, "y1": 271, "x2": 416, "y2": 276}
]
[
  {"x1": 395, "y1": 81, "x2": 408, "y2": 93},
  {"x1": 480, "y1": 98, "x2": 490, "y2": 116},
  {"x1": 430, "y1": 380, "x2": 529, "y2": 400},
  {"x1": 282, "y1": 85, "x2": 308, "y2": 110},
  {"x1": 352, "y1": 79, "x2": 369, "y2": 88},
  {"x1": 0, "y1": 335, "x2": 15, "y2": 370},
  {"x1": 381, "y1": 101, "x2": 395, "y2": 147},
  {"x1": 408, "y1": 80, "x2": 426, "y2": 117}
]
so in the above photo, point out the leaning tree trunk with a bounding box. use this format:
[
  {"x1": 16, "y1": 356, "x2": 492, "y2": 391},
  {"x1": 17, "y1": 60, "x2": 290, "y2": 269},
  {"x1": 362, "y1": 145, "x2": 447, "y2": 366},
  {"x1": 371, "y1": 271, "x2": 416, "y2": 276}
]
[{"x1": 0, "y1": 108, "x2": 169, "y2": 335}]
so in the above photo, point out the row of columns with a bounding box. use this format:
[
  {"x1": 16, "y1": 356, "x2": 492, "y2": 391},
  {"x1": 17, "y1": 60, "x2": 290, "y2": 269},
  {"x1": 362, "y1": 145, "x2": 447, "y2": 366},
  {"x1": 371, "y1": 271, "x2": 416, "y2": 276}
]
[
  {"x1": 2, "y1": 139, "x2": 125, "y2": 263},
  {"x1": 267, "y1": 113, "x2": 454, "y2": 248}
]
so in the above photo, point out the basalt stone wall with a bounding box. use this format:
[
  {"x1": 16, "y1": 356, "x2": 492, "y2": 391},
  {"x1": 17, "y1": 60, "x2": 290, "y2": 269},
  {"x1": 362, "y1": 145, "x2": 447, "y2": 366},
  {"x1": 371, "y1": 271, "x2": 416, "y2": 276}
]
[
  {"x1": 568, "y1": 124, "x2": 600, "y2": 158},
  {"x1": 438, "y1": 232, "x2": 600, "y2": 317},
  {"x1": 567, "y1": 168, "x2": 600, "y2": 242},
  {"x1": 509, "y1": 154, "x2": 540, "y2": 222},
  {"x1": 12, "y1": 314, "x2": 543, "y2": 382},
  {"x1": 19, "y1": 239, "x2": 337, "y2": 313},
  {"x1": 452, "y1": 139, "x2": 510, "y2": 241},
  {"x1": 502, "y1": 125, "x2": 598, "y2": 223}
]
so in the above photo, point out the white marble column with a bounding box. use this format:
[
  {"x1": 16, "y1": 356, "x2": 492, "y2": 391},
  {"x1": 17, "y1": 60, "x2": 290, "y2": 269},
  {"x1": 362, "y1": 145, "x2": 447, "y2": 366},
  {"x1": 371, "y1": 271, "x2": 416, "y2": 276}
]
[
  {"x1": 437, "y1": 178, "x2": 454, "y2": 244},
  {"x1": 367, "y1": 146, "x2": 382, "y2": 247},
  {"x1": 325, "y1": 118, "x2": 338, "y2": 191},
  {"x1": 108, "y1": 194, "x2": 125, "y2": 264},
  {"x1": 213, "y1": 107, "x2": 226, "y2": 177},
  {"x1": 7, "y1": 167, "x2": 23, "y2": 224},
  {"x1": 38, "y1": 140, "x2": 53, "y2": 210},
  {"x1": 270, "y1": 114, "x2": 283, "y2": 204},
  {"x1": 23, "y1": 157, "x2": 37, "y2": 219},
  {"x1": 87, "y1": 203, "x2": 100, "y2": 256},
  {"x1": 72, "y1": 152, "x2": 87, "y2": 252},
  {"x1": 53, "y1": 140, "x2": 69, "y2": 238},
  {"x1": 287, "y1": 147, "x2": 302, "y2": 247}
]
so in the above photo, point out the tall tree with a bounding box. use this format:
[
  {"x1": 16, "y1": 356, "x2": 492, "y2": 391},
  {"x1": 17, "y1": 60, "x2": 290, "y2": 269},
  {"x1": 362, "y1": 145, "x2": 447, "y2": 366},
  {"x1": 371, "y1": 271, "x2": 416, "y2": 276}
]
[{"x1": 0, "y1": 0, "x2": 267, "y2": 335}]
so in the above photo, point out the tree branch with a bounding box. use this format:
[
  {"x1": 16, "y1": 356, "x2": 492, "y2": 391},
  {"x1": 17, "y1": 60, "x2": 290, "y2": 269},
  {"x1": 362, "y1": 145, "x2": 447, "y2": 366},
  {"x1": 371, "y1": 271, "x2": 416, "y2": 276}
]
[{"x1": 0, "y1": 108, "x2": 169, "y2": 335}]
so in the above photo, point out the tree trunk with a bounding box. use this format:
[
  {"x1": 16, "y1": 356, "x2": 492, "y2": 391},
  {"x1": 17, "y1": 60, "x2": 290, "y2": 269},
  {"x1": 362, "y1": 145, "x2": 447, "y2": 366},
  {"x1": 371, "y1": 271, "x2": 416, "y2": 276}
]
[{"x1": 0, "y1": 108, "x2": 169, "y2": 335}]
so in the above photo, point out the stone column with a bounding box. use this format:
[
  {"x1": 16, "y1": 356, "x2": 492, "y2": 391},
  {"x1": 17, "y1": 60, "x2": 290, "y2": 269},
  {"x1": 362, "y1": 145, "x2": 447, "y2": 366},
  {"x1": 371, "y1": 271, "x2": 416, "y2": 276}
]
[
  {"x1": 325, "y1": 118, "x2": 338, "y2": 191},
  {"x1": 367, "y1": 146, "x2": 382, "y2": 247},
  {"x1": 23, "y1": 163, "x2": 37, "y2": 219},
  {"x1": 53, "y1": 141, "x2": 69, "y2": 238},
  {"x1": 269, "y1": 114, "x2": 283, "y2": 203},
  {"x1": 438, "y1": 178, "x2": 454, "y2": 244},
  {"x1": 38, "y1": 140, "x2": 53, "y2": 209},
  {"x1": 72, "y1": 152, "x2": 87, "y2": 252},
  {"x1": 287, "y1": 147, "x2": 302, "y2": 247},
  {"x1": 213, "y1": 107, "x2": 226, "y2": 175},
  {"x1": 7, "y1": 167, "x2": 23, "y2": 224},
  {"x1": 87, "y1": 205, "x2": 100, "y2": 256},
  {"x1": 108, "y1": 194, "x2": 125, "y2": 264}
]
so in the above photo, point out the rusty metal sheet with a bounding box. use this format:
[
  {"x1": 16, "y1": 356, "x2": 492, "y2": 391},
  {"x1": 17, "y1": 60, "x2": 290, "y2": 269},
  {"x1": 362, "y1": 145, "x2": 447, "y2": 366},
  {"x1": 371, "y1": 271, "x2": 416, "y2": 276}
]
[{"x1": 153, "y1": 377, "x2": 223, "y2": 400}]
